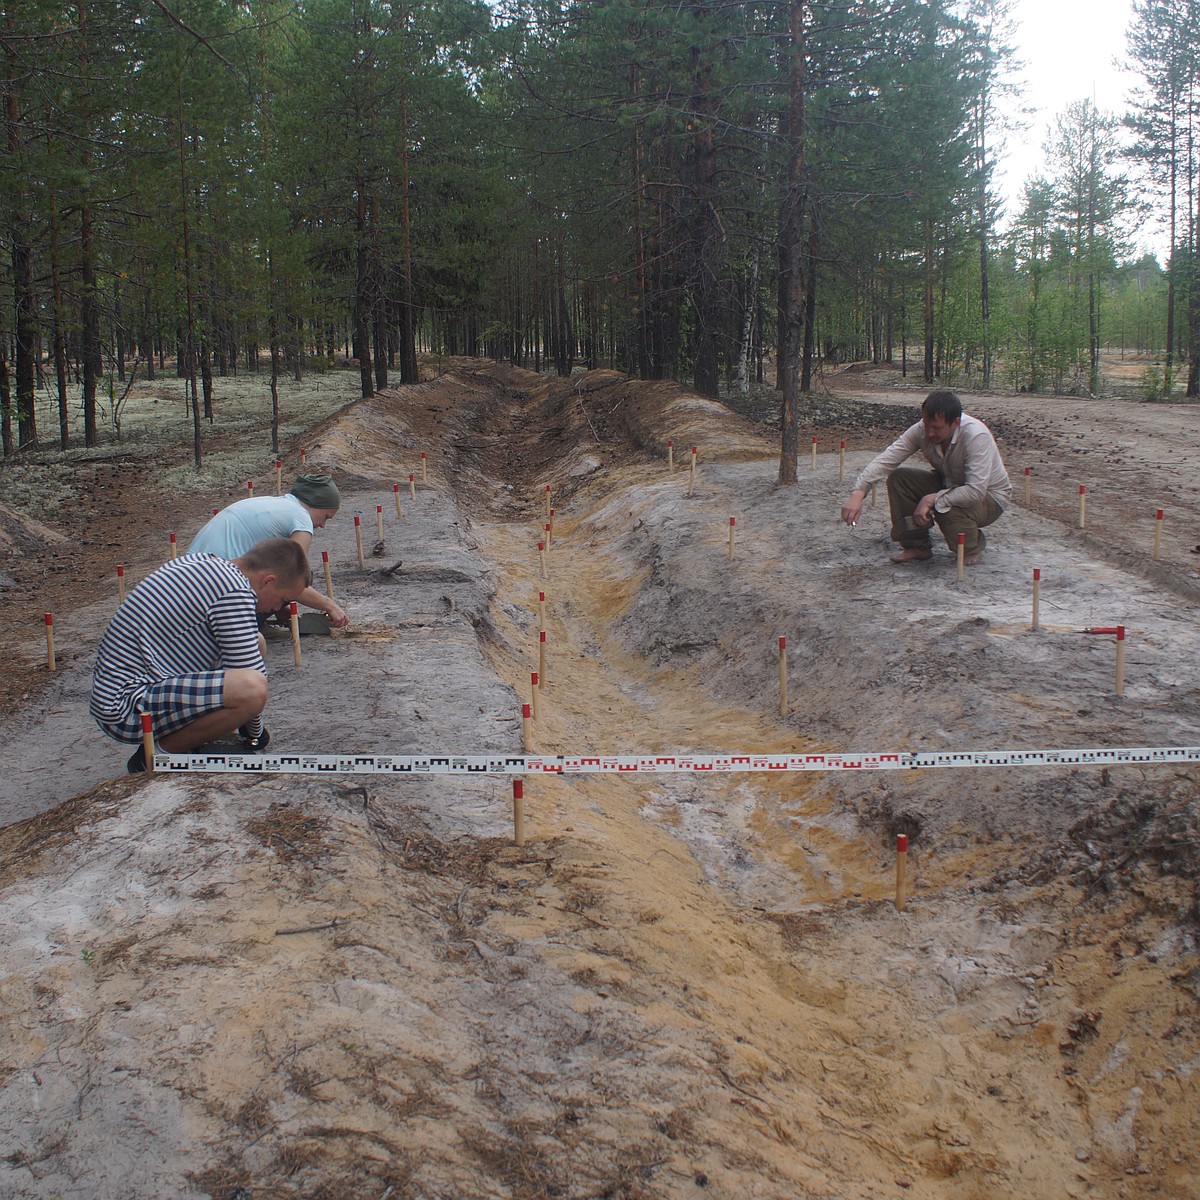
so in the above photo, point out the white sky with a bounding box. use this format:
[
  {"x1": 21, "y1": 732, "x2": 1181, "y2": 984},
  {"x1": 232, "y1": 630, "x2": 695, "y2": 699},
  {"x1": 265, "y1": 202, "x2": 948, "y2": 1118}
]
[{"x1": 996, "y1": 0, "x2": 1153, "y2": 251}]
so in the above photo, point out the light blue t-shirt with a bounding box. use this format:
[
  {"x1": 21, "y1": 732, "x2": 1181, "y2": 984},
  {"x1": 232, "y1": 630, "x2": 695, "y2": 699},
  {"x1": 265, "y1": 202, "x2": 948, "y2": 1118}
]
[{"x1": 187, "y1": 495, "x2": 314, "y2": 558}]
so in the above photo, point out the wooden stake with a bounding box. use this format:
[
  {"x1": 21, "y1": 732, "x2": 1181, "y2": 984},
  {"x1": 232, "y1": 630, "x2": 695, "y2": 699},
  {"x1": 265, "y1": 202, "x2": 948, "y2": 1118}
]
[
  {"x1": 169, "y1": 532, "x2": 177, "y2": 560},
  {"x1": 322, "y1": 550, "x2": 334, "y2": 601},
  {"x1": 1078, "y1": 485, "x2": 1087, "y2": 529},
  {"x1": 1115, "y1": 625, "x2": 1126, "y2": 696},
  {"x1": 421, "y1": 450, "x2": 428, "y2": 483},
  {"x1": 811, "y1": 435, "x2": 817, "y2": 469},
  {"x1": 538, "y1": 629, "x2": 546, "y2": 683},
  {"x1": 1153, "y1": 509, "x2": 1164, "y2": 561},
  {"x1": 549, "y1": 508, "x2": 555, "y2": 545},
  {"x1": 544, "y1": 520, "x2": 552, "y2": 550},
  {"x1": 838, "y1": 439, "x2": 846, "y2": 483},
  {"x1": 531, "y1": 670, "x2": 540, "y2": 720},
  {"x1": 1031, "y1": 567, "x2": 1041, "y2": 631},
  {"x1": 689, "y1": 446, "x2": 697, "y2": 496},
  {"x1": 44, "y1": 613, "x2": 55, "y2": 672},
  {"x1": 956, "y1": 533, "x2": 965, "y2": 581},
  {"x1": 354, "y1": 513, "x2": 365, "y2": 569},
  {"x1": 538, "y1": 590, "x2": 546, "y2": 633},
  {"x1": 895, "y1": 834, "x2": 908, "y2": 911},
  {"x1": 300, "y1": 447, "x2": 307, "y2": 467},
  {"x1": 376, "y1": 504, "x2": 384, "y2": 542},
  {"x1": 275, "y1": 459, "x2": 283, "y2": 495},
  {"x1": 117, "y1": 563, "x2": 126, "y2": 604},
  {"x1": 512, "y1": 778, "x2": 525, "y2": 847},
  {"x1": 409, "y1": 473, "x2": 416, "y2": 500},
  {"x1": 667, "y1": 439, "x2": 674, "y2": 471},
  {"x1": 778, "y1": 635, "x2": 787, "y2": 717},
  {"x1": 728, "y1": 516, "x2": 736, "y2": 560},
  {"x1": 247, "y1": 480, "x2": 254, "y2": 498},
  {"x1": 538, "y1": 540, "x2": 547, "y2": 579},
  {"x1": 544, "y1": 484, "x2": 552, "y2": 516},
  {"x1": 1024, "y1": 467, "x2": 1032, "y2": 506},
  {"x1": 522, "y1": 703, "x2": 532, "y2": 750},
  {"x1": 394, "y1": 482, "x2": 403, "y2": 519},
  {"x1": 141, "y1": 712, "x2": 156, "y2": 774},
  {"x1": 289, "y1": 602, "x2": 302, "y2": 666}
]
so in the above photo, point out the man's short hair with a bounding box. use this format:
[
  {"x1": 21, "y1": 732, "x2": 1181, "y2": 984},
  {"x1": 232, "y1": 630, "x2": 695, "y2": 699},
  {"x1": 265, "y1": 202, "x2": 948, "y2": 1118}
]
[
  {"x1": 240, "y1": 537, "x2": 313, "y2": 588},
  {"x1": 922, "y1": 389, "x2": 962, "y2": 424}
]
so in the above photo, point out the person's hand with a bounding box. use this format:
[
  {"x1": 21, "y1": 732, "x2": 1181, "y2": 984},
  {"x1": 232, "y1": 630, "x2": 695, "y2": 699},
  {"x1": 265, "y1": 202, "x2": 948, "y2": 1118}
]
[
  {"x1": 325, "y1": 603, "x2": 350, "y2": 629},
  {"x1": 841, "y1": 490, "x2": 866, "y2": 526},
  {"x1": 913, "y1": 494, "x2": 939, "y2": 525}
]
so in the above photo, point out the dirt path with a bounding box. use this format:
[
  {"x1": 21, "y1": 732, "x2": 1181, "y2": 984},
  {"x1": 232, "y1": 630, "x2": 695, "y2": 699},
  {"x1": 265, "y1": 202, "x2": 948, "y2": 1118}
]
[{"x1": 0, "y1": 363, "x2": 1197, "y2": 1199}]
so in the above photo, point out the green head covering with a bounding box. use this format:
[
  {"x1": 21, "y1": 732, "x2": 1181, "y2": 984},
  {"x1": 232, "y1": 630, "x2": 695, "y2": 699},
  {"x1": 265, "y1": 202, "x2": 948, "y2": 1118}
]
[{"x1": 289, "y1": 473, "x2": 340, "y2": 511}]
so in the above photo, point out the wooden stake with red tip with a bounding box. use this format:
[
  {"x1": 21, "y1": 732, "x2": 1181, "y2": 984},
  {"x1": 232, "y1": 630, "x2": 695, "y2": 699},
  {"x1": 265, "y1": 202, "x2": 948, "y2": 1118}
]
[
  {"x1": 544, "y1": 484, "x2": 552, "y2": 516},
  {"x1": 512, "y1": 778, "x2": 525, "y2": 846},
  {"x1": 300, "y1": 447, "x2": 307, "y2": 467},
  {"x1": 421, "y1": 450, "x2": 428, "y2": 483},
  {"x1": 1024, "y1": 466, "x2": 1032, "y2": 506},
  {"x1": 376, "y1": 504, "x2": 384, "y2": 542},
  {"x1": 354, "y1": 512, "x2": 364, "y2": 569},
  {"x1": 895, "y1": 834, "x2": 908, "y2": 911},
  {"x1": 394, "y1": 482, "x2": 403, "y2": 519},
  {"x1": 667, "y1": 439, "x2": 674, "y2": 471},
  {"x1": 778, "y1": 635, "x2": 787, "y2": 717},
  {"x1": 1031, "y1": 568, "x2": 1041, "y2": 631},
  {"x1": 689, "y1": 446, "x2": 697, "y2": 496},
  {"x1": 1078, "y1": 485, "x2": 1087, "y2": 529},
  {"x1": 169, "y1": 531, "x2": 177, "y2": 560},
  {"x1": 44, "y1": 613, "x2": 55, "y2": 672},
  {"x1": 117, "y1": 564, "x2": 126, "y2": 604},
  {"x1": 322, "y1": 550, "x2": 334, "y2": 601},
  {"x1": 538, "y1": 629, "x2": 547, "y2": 683},
  {"x1": 409, "y1": 473, "x2": 416, "y2": 500},
  {"x1": 1153, "y1": 509, "x2": 1164, "y2": 561},
  {"x1": 522, "y1": 703, "x2": 532, "y2": 750},
  {"x1": 549, "y1": 508, "x2": 555, "y2": 545},
  {"x1": 275, "y1": 459, "x2": 282, "y2": 495},
  {"x1": 956, "y1": 532, "x2": 965, "y2": 581},
  {"x1": 142, "y1": 712, "x2": 156, "y2": 774},
  {"x1": 811, "y1": 435, "x2": 818, "y2": 469},
  {"x1": 289, "y1": 601, "x2": 302, "y2": 666},
  {"x1": 1115, "y1": 625, "x2": 1126, "y2": 696},
  {"x1": 728, "y1": 516, "x2": 736, "y2": 560},
  {"x1": 538, "y1": 540, "x2": 547, "y2": 579},
  {"x1": 538, "y1": 590, "x2": 546, "y2": 633},
  {"x1": 247, "y1": 480, "x2": 254, "y2": 498},
  {"x1": 530, "y1": 671, "x2": 540, "y2": 720}
]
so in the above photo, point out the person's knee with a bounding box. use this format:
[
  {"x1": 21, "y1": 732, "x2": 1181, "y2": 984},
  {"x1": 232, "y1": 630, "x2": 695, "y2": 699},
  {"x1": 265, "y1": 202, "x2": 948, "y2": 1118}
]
[{"x1": 225, "y1": 668, "x2": 269, "y2": 714}]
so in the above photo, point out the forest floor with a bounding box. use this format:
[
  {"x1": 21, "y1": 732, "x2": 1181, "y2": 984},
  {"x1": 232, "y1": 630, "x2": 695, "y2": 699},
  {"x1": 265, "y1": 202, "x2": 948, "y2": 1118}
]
[{"x1": 0, "y1": 356, "x2": 1197, "y2": 1199}]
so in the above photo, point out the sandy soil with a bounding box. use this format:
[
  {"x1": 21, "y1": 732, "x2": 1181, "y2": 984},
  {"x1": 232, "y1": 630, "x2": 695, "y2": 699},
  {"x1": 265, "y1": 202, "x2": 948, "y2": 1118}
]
[{"x1": 0, "y1": 360, "x2": 1197, "y2": 1199}]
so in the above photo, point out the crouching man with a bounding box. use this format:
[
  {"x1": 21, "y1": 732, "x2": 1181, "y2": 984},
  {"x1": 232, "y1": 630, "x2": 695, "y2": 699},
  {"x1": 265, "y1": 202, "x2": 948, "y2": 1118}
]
[
  {"x1": 840, "y1": 389, "x2": 1011, "y2": 565},
  {"x1": 90, "y1": 537, "x2": 311, "y2": 773}
]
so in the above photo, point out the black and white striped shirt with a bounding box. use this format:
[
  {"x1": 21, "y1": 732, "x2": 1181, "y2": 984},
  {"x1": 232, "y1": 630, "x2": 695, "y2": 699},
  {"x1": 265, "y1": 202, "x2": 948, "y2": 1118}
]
[{"x1": 90, "y1": 554, "x2": 266, "y2": 723}]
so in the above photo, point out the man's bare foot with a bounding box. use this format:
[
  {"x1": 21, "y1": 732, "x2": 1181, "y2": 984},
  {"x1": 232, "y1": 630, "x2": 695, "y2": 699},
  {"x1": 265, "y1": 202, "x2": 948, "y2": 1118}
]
[
  {"x1": 964, "y1": 551, "x2": 983, "y2": 566},
  {"x1": 889, "y1": 548, "x2": 933, "y2": 563}
]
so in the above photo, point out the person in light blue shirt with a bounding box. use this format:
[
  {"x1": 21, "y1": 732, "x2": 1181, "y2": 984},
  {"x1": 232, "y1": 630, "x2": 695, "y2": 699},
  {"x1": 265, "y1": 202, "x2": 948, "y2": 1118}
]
[{"x1": 189, "y1": 474, "x2": 349, "y2": 627}]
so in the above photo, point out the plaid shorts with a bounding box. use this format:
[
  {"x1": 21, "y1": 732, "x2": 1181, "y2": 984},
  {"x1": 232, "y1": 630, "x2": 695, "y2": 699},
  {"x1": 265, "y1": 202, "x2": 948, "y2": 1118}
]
[{"x1": 97, "y1": 672, "x2": 227, "y2": 745}]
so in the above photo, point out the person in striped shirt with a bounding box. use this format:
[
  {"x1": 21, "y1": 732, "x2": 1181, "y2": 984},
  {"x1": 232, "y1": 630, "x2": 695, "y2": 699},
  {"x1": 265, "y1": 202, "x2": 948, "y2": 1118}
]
[{"x1": 90, "y1": 538, "x2": 312, "y2": 773}]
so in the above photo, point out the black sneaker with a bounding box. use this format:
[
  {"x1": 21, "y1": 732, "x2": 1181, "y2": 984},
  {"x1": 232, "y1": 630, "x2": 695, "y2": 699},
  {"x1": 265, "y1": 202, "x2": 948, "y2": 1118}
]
[
  {"x1": 126, "y1": 745, "x2": 147, "y2": 774},
  {"x1": 238, "y1": 725, "x2": 271, "y2": 753}
]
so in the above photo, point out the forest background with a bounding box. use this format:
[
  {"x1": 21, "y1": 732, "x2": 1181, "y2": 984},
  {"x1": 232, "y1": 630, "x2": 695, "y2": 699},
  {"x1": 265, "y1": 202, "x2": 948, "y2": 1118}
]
[{"x1": 1, "y1": 0, "x2": 1197, "y2": 474}]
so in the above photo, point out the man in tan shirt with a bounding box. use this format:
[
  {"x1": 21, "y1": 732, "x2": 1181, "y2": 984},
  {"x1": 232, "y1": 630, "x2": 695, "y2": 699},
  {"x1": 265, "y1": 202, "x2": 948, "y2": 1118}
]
[{"x1": 840, "y1": 389, "x2": 1011, "y2": 565}]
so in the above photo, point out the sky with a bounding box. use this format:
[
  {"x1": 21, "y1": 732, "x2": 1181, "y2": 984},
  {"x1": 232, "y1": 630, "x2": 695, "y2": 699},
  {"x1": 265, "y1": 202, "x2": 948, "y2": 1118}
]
[{"x1": 996, "y1": 0, "x2": 1145, "y2": 237}]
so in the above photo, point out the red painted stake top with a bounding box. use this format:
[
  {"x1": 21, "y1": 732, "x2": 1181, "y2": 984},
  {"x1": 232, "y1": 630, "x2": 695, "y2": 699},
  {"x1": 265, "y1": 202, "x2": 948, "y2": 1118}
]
[
  {"x1": 170, "y1": 532, "x2": 177, "y2": 543},
  {"x1": 667, "y1": 439, "x2": 673, "y2": 447},
  {"x1": 141, "y1": 713, "x2": 153, "y2": 734},
  {"x1": 957, "y1": 533, "x2": 965, "y2": 544},
  {"x1": 44, "y1": 613, "x2": 53, "y2": 626},
  {"x1": 1117, "y1": 625, "x2": 1126, "y2": 641},
  {"x1": 213, "y1": 509, "x2": 219, "y2": 516},
  {"x1": 322, "y1": 550, "x2": 329, "y2": 563},
  {"x1": 512, "y1": 779, "x2": 523, "y2": 800},
  {"x1": 354, "y1": 514, "x2": 361, "y2": 526},
  {"x1": 1079, "y1": 485, "x2": 1087, "y2": 494},
  {"x1": 376, "y1": 505, "x2": 382, "y2": 513},
  {"x1": 897, "y1": 834, "x2": 909, "y2": 853},
  {"x1": 522, "y1": 703, "x2": 531, "y2": 718},
  {"x1": 812, "y1": 435, "x2": 818, "y2": 444},
  {"x1": 779, "y1": 635, "x2": 786, "y2": 650},
  {"x1": 544, "y1": 523, "x2": 551, "y2": 533},
  {"x1": 409, "y1": 474, "x2": 415, "y2": 482},
  {"x1": 538, "y1": 541, "x2": 544, "y2": 552},
  {"x1": 1024, "y1": 467, "x2": 1031, "y2": 475},
  {"x1": 1033, "y1": 568, "x2": 1040, "y2": 581},
  {"x1": 730, "y1": 516, "x2": 736, "y2": 527},
  {"x1": 289, "y1": 602, "x2": 298, "y2": 615},
  {"x1": 248, "y1": 481, "x2": 253, "y2": 490},
  {"x1": 275, "y1": 459, "x2": 281, "y2": 468},
  {"x1": 1156, "y1": 509, "x2": 1164, "y2": 519},
  {"x1": 394, "y1": 483, "x2": 400, "y2": 492},
  {"x1": 840, "y1": 439, "x2": 846, "y2": 449},
  {"x1": 531, "y1": 671, "x2": 539, "y2": 686},
  {"x1": 421, "y1": 451, "x2": 427, "y2": 460},
  {"x1": 117, "y1": 564, "x2": 125, "y2": 576},
  {"x1": 545, "y1": 484, "x2": 551, "y2": 492},
  {"x1": 540, "y1": 630, "x2": 547, "y2": 644},
  {"x1": 539, "y1": 591, "x2": 545, "y2": 602},
  {"x1": 691, "y1": 446, "x2": 697, "y2": 455}
]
